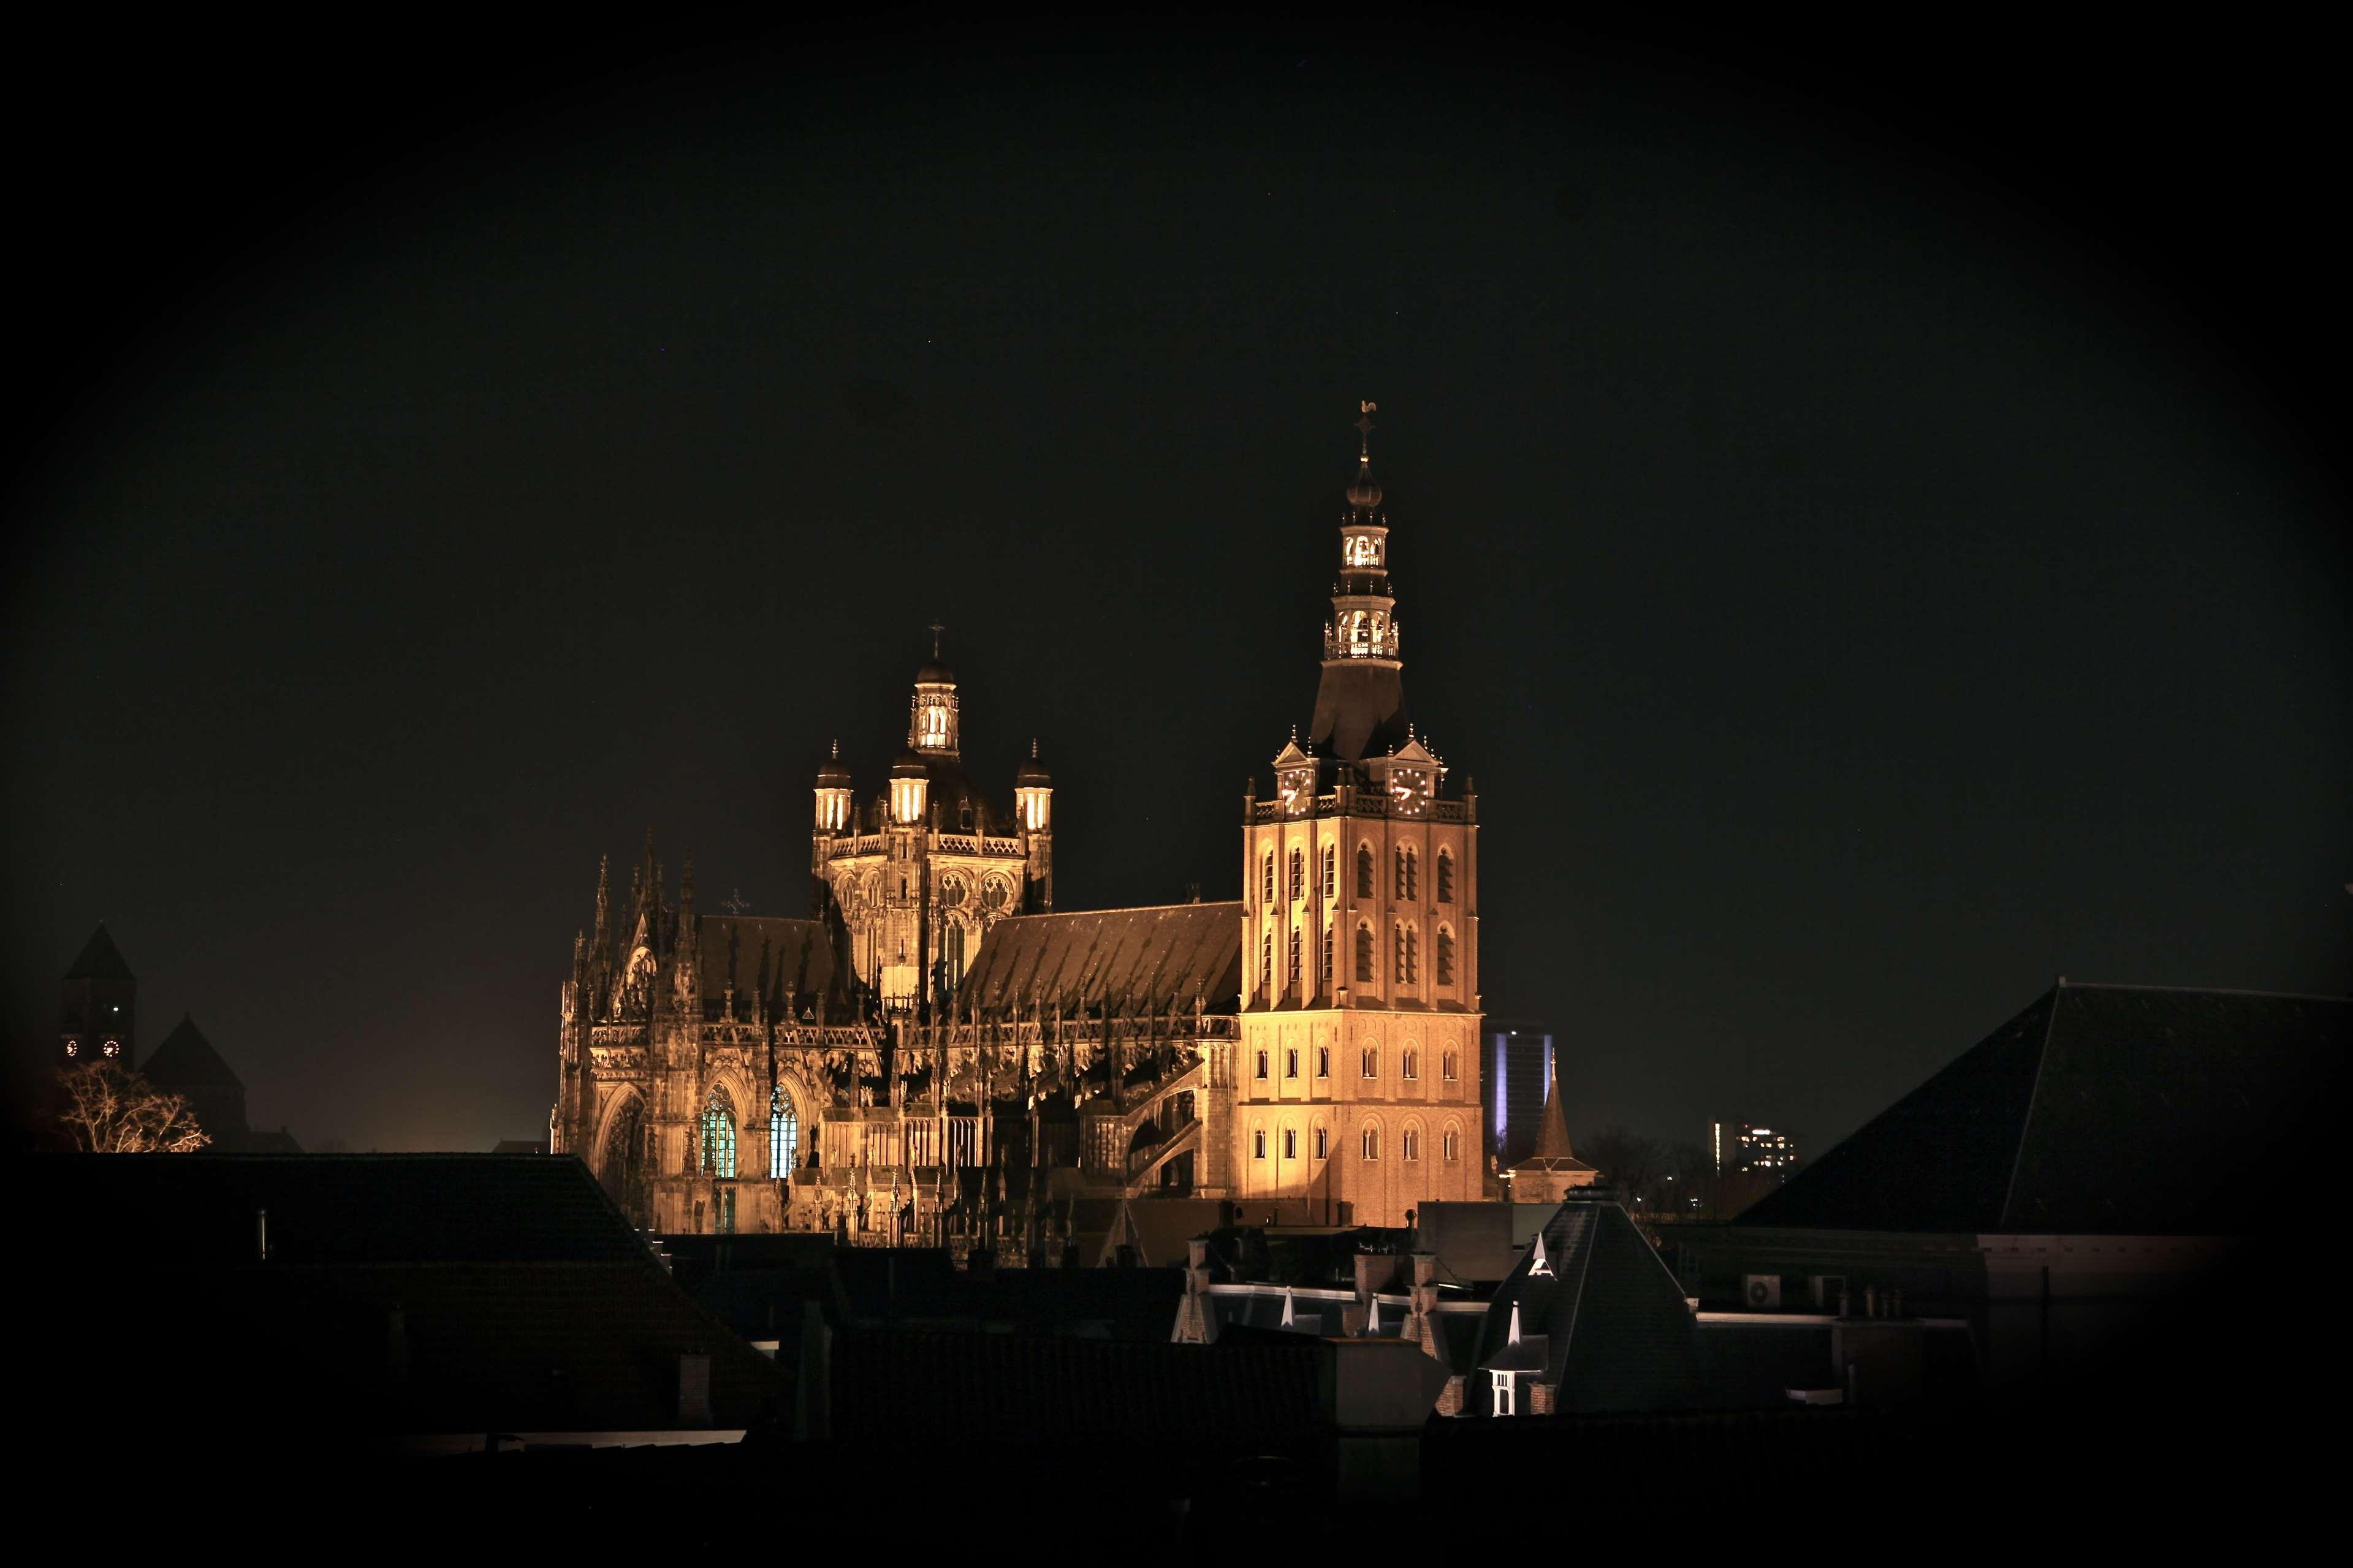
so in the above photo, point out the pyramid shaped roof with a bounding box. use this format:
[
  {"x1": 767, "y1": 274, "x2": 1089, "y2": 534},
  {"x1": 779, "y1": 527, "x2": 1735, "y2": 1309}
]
[
  {"x1": 1738, "y1": 982, "x2": 2349, "y2": 1235},
  {"x1": 65, "y1": 923, "x2": 134, "y2": 980},
  {"x1": 143, "y1": 1015, "x2": 243, "y2": 1091}
]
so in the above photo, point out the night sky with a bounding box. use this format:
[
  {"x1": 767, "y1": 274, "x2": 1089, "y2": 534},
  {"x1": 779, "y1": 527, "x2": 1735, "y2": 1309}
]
[{"x1": 7, "y1": 19, "x2": 2344, "y2": 1157}]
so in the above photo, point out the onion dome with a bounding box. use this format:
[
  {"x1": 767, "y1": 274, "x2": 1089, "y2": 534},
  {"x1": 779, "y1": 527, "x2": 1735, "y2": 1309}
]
[
  {"x1": 891, "y1": 750, "x2": 929, "y2": 780},
  {"x1": 914, "y1": 657, "x2": 956, "y2": 685},
  {"x1": 1016, "y1": 738, "x2": 1051, "y2": 786},
  {"x1": 816, "y1": 739, "x2": 851, "y2": 786}
]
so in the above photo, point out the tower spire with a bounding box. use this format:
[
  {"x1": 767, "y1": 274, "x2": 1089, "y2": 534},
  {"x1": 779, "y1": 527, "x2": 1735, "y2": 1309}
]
[{"x1": 1310, "y1": 401, "x2": 1409, "y2": 759}]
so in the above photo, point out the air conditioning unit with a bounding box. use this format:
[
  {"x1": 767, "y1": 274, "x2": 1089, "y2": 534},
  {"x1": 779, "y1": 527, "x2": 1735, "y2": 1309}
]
[{"x1": 1743, "y1": 1273, "x2": 1782, "y2": 1309}]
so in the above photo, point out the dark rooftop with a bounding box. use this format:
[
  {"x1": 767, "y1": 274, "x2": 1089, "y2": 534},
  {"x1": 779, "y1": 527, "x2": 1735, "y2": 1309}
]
[{"x1": 1738, "y1": 982, "x2": 2350, "y2": 1235}]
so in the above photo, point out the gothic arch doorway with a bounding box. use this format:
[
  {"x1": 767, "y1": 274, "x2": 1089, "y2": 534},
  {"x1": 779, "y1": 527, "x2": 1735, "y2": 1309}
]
[{"x1": 599, "y1": 1093, "x2": 654, "y2": 1228}]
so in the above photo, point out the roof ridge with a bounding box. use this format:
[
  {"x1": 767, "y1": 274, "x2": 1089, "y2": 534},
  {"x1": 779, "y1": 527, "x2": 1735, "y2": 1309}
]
[
  {"x1": 1998, "y1": 983, "x2": 2066, "y2": 1229},
  {"x1": 995, "y1": 900, "x2": 1244, "y2": 920},
  {"x1": 2051, "y1": 980, "x2": 2349, "y2": 1002}
]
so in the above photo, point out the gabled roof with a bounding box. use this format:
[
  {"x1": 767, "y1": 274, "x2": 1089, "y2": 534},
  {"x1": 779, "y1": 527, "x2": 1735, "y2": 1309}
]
[
  {"x1": 694, "y1": 915, "x2": 843, "y2": 1010},
  {"x1": 957, "y1": 902, "x2": 1243, "y2": 1017},
  {"x1": 1475, "y1": 1195, "x2": 1709, "y2": 1414},
  {"x1": 143, "y1": 1014, "x2": 243, "y2": 1090},
  {"x1": 65, "y1": 923, "x2": 134, "y2": 980},
  {"x1": 1738, "y1": 983, "x2": 2350, "y2": 1235}
]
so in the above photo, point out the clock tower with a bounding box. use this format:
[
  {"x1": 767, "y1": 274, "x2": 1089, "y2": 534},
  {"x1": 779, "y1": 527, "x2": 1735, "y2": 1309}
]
[
  {"x1": 61, "y1": 923, "x2": 137, "y2": 1070},
  {"x1": 1223, "y1": 406, "x2": 1485, "y2": 1226}
]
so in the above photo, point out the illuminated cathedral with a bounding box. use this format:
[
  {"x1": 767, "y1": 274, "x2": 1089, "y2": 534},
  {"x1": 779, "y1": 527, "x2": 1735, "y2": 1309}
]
[{"x1": 553, "y1": 407, "x2": 1489, "y2": 1248}]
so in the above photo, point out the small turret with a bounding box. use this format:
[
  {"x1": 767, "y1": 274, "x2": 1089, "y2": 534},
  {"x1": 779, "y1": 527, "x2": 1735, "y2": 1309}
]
[
  {"x1": 1016, "y1": 738, "x2": 1054, "y2": 910},
  {"x1": 889, "y1": 751, "x2": 930, "y2": 825},
  {"x1": 814, "y1": 740, "x2": 853, "y2": 832}
]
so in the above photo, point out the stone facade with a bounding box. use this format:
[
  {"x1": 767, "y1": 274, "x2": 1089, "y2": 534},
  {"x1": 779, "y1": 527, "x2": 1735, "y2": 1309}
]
[{"x1": 553, "y1": 407, "x2": 1492, "y2": 1243}]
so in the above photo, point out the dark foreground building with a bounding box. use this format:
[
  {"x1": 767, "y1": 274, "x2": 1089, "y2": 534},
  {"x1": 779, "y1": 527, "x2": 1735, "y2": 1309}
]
[{"x1": 1667, "y1": 980, "x2": 2347, "y2": 1397}]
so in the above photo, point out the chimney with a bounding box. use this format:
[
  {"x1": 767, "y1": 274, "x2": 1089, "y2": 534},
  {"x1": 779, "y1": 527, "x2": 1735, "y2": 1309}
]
[{"x1": 677, "y1": 1353, "x2": 713, "y2": 1427}]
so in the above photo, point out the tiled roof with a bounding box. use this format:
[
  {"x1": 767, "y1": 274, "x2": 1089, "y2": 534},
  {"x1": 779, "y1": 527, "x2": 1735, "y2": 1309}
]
[
  {"x1": 694, "y1": 915, "x2": 843, "y2": 1010},
  {"x1": 956, "y1": 902, "x2": 1243, "y2": 1016},
  {"x1": 1738, "y1": 983, "x2": 2350, "y2": 1235},
  {"x1": 64, "y1": 922, "x2": 134, "y2": 980},
  {"x1": 142, "y1": 1014, "x2": 243, "y2": 1091},
  {"x1": 831, "y1": 1327, "x2": 1326, "y2": 1444}
]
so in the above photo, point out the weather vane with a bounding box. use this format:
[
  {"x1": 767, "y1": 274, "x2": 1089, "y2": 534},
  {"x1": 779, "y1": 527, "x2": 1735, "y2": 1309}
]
[{"x1": 1356, "y1": 400, "x2": 1377, "y2": 448}]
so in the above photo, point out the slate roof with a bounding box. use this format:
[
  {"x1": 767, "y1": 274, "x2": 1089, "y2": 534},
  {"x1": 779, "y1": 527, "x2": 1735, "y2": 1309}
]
[
  {"x1": 694, "y1": 914, "x2": 843, "y2": 1010},
  {"x1": 1472, "y1": 1194, "x2": 1711, "y2": 1414},
  {"x1": 64, "y1": 922, "x2": 134, "y2": 979},
  {"x1": 142, "y1": 1014, "x2": 243, "y2": 1091},
  {"x1": 1738, "y1": 983, "x2": 2350, "y2": 1235},
  {"x1": 1310, "y1": 659, "x2": 1410, "y2": 762},
  {"x1": 956, "y1": 901, "x2": 1243, "y2": 1016}
]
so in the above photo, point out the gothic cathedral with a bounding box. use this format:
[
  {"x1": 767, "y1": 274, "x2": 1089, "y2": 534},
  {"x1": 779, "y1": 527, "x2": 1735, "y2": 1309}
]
[{"x1": 553, "y1": 407, "x2": 1485, "y2": 1244}]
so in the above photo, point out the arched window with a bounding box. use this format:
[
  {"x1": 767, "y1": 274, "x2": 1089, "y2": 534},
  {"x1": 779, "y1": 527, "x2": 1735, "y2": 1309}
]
[
  {"x1": 1261, "y1": 927, "x2": 1273, "y2": 992},
  {"x1": 1314, "y1": 1126, "x2": 1328, "y2": 1159},
  {"x1": 1287, "y1": 927, "x2": 1302, "y2": 993},
  {"x1": 1437, "y1": 926, "x2": 1456, "y2": 986},
  {"x1": 1321, "y1": 846, "x2": 1336, "y2": 900},
  {"x1": 1288, "y1": 847, "x2": 1304, "y2": 903},
  {"x1": 1255, "y1": 1049, "x2": 1270, "y2": 1081},
  {"x1": 1355, "y1": 923, "x2": 1374, "y2": 983},
  {"x1": 1283, "y1": 1127, "x2": 1297, "y2": 1160},
  {"x1": 1361, "y1": 1126, "x2": 1380, "y2": 1161},
  {"x1": 700, "y1": 1089, "x2": 737, "y2": 1180},
  {"x1": 1317, "y1": 1045, "x2": 1330, "y2": 1078},
  {"x1": 1394, "y1": 925, "x2": 1418, "y2": 986},
  {"x1": 946, "y1": 920, "x2": 967, "y2": 980},
  {"x1": 1394, "y1": 924, "x2": 1407, "y2": 985},
  {"x1": 1356, "y1": 844, "x2": 1374, "y2": 899},
  {"x1": 1402, "y1": 1047, "x2": 1419, "y2": 1080},
  {"x1": 769, "y1": 1086, "x2": 799, "y2": 1178},
  {"x1": 1442, "y1": 1126, "x2": 1459, "y2": 1162},
  {"x1": 1394, "y1": 847, "x2": 1408, "y2": 899},
  {"x1": 1437, "y1": 849, "x2": 1454, "y2": 904},
  {"x1": 1402, "y1": 1127, "x2": 1420, "y2": 1162},
  {"x1": 1253, "y1": 1128, "x2": 1267, "y2": 1160},
  {"x1": 1361, "y1": 1046, "x2": 1378, "y2": 1079},
  {"x1": 1262, "y1": 850, "x2": 1275, "y2": 907},
  {"x1": 1286, "y1": 1047, "x2": 1299, "y2": 1079},
  {"x1": 1321, "y1": 921, "x2": 1333, "y2": 988},
  {"x1": 1442, "y1": 1049, "x2": 1459, "y2": 1083}
]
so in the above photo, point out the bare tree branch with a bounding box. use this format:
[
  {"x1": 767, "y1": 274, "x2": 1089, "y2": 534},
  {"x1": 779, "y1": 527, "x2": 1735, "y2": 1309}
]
[{"x1": 53, "y1": 1064, "x2": 210, "y2": 1153}]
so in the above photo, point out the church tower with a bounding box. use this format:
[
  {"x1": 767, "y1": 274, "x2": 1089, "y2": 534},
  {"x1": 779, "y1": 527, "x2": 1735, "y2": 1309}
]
[
  {"x1": 1223, "y1": 405, "x2": 1485, "y2": 1226},
  {"x1": 61, "y1": 923, "x2": 137, "y2": 1070}
]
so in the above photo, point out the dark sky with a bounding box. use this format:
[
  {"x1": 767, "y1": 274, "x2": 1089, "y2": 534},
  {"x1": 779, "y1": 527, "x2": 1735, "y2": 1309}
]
[{"x1": 7, "y1": 17, "x2": 2344, "y2": 1156}]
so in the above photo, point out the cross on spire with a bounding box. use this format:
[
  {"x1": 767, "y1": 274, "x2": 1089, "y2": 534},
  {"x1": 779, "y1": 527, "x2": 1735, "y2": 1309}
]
[
  {"x1": 721, "y1": 888, "x2": 750, "y2": 915},
  {"x1": 929, "y1": 621, "x2": 945, "y2": 657}
]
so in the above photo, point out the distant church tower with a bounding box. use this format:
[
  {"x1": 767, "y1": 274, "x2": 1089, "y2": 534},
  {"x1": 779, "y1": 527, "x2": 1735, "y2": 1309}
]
[
  {"x1": 60, "y1": 923, "x2": 137, "y2": 1070},
  {"x1": 1221, "y1": 405, "x2": 1485, "y2": 1227}
]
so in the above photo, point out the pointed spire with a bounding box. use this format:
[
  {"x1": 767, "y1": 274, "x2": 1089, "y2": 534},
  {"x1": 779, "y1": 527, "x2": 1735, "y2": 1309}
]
[
  {"x1": 680, "y1": 856, "x2": 696, "y2": 919},
  {"x1": 1366, "y1": 1294, "x2": 1383, "y2": 1335},
  {"x1": 1529, "y1": 1232, "x2": 1554, "y2": 1278},
  {"x1": 1532, "y1": 1050, "x2": 1575, "y2": 1161},
  {"x1": 1507, "y1": 1301, "x2": 1523, "y2": 1344},
  {"x1": 593, "y1": 855, "x2": 612, "y2": 944},
  {"x1": 1346, "y1": 400, "x2": 1382, "y2": 508},
  {"x1": 1280, "y1": 1286, "x2": 1296, "y2": 1328}
]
